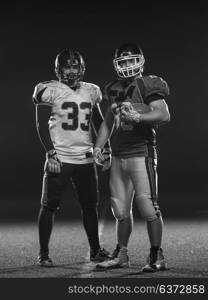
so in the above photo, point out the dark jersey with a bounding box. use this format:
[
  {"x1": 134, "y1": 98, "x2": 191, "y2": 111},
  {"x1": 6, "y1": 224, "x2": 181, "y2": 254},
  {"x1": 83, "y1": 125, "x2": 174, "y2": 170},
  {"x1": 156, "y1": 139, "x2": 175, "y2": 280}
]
[{"x1": 103, "y1": 75, "x2": 169, "y2": 158}]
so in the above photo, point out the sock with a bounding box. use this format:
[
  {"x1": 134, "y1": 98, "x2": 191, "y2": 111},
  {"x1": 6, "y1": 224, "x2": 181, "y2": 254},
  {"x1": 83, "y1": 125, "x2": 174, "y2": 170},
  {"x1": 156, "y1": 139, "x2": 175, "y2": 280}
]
[
  {"x1": 38, "y1": 206, "x2": 55, "y2": 255},
  {"x1": 150, "y1": 246, "x2": 160, "y2": 252},
  {"x1": 147, "y1": 216, "x2": 163, "y2": 247},
  {"x1": 81, "y1": 206, "x2": 100, "y2": 253},
  {"x1": 117, "y1": 214, "x2": 133, "y2": 247}
]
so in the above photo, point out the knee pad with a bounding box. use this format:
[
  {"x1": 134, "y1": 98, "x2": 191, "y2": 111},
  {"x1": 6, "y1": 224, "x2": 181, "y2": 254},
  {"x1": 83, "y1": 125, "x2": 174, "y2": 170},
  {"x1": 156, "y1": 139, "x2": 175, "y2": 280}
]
[
  {"x1": 135, "y1": 194, "x2": 161, "y2": 222},
  {"x1": 111, "y1": 197, "x2": 131, "y2": 221}
]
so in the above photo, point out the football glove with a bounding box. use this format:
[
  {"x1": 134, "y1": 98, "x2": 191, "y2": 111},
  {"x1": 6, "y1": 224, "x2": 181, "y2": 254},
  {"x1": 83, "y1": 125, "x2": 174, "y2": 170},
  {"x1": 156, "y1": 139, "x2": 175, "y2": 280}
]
[
  {"x1": 120, "y1": 102, "x2": 141, "y2": 123},
  {"x1": 44, "y1": 150, "x2": 62, "y2": 173}
]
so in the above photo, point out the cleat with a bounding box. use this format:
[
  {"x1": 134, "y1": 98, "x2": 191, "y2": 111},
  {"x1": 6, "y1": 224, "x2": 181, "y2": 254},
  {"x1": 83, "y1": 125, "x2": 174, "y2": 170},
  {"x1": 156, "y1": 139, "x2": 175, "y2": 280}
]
[
  {"x1": 110, "y1": 244, "x2": 120, "y2": 259},
  {"x1": 96, "y1": 247, "x2": 130, "y2": 269},
  {"x1": 37, "y1": 254, "x2": 54, "y2": 267},
  {"x1": 90, "y1": 248, "x2": 110, "y2": 262},
  {"x1": 142, "y1": 248, "x2": 167, "y2": 273}
]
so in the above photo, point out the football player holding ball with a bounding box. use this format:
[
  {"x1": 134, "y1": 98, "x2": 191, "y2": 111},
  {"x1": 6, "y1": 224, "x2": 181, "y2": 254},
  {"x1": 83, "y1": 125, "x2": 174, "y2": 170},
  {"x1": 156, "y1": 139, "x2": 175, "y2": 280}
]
[{"x1": 94, "y1": 43, "x2": 170, "y2": 272}]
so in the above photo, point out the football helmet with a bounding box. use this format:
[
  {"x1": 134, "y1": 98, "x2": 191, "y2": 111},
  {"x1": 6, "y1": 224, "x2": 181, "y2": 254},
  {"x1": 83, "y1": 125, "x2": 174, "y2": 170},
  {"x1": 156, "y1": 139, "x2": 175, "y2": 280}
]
[
  {"x1": 55, "y1": 49, "x2": 85, "y2": 86},
  {"x1": 113, "y1": 43, "x2": 145, "y2": 78}
]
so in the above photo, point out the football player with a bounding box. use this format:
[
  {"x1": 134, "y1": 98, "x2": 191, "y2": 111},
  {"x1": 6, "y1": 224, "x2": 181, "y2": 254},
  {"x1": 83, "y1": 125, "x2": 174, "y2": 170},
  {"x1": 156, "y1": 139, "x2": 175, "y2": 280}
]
[
  {"x1": 93, "y1": 43, "x2": 170, "y2": 272},
  {"x1": 33, "y1": 49, "x2": 111, "y2": 267}
]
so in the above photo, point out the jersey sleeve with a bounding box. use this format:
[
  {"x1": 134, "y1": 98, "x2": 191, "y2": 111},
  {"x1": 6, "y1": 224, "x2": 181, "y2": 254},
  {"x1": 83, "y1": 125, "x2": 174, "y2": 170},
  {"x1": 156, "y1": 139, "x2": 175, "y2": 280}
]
[
  {"x1": 142, "y1": 75, "x2": 170, "y2": 104},
  {"x1": 32, "y1": 82, "x2": 54, "y2": 106},
  {"x1": 91, "y1": 84, "x2": 102, "y2": 105}
]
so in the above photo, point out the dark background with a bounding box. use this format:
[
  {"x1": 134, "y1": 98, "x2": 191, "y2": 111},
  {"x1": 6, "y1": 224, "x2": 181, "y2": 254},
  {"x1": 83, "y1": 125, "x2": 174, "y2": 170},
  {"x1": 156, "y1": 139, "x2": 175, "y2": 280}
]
[{"x1": 0, "y1": 1, "x2": 207, "y2": 220}]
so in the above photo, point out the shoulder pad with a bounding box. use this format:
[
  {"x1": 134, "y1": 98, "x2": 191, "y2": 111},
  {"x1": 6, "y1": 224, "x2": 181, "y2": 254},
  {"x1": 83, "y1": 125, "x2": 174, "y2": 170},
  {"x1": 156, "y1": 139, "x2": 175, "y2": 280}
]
[
  {"x1": 85, "y1": 82, "x2": 102, "y2": 104},
  {"x1": 142, "y1": 75, "x2": 169, "y2": 98},
  {"x1": 93, "y1": 84, "x2": 102, "y2": 104},
  {"x1": 89, "y1": 82, "x2": 100, "y2": 90},
  {"x1": 32, "y1": 81, "x2": 53, "y2": 105}
]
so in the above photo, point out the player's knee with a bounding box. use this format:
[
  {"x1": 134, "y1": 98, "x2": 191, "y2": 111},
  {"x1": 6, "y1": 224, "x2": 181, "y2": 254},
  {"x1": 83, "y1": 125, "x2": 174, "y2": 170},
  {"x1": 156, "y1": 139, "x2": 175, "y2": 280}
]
[
  {"x1": 41, "y1": 191, "x2": 61, "y2": 211},
  {"x1": 40, "y1": 205, "x2": 56, "y2": 214},
  {"x1": 142, "y1": 206, "x2": 161, "y2": 222},
  {"x1": 40, "y1": 196, "x2": 60, "y2": 211},
  {"x1": 111, "y1": 197, "x2": 131, "y2": 221},
  {"x1": 136, "y1": 194, "x2": 161, "y2": 221}
]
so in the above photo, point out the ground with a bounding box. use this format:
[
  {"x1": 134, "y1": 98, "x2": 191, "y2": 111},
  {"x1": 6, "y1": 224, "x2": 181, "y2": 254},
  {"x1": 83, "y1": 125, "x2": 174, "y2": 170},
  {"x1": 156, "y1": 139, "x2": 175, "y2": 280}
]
[{"x1": 0, "y1": 219, "x2": 208, "y2": 278}]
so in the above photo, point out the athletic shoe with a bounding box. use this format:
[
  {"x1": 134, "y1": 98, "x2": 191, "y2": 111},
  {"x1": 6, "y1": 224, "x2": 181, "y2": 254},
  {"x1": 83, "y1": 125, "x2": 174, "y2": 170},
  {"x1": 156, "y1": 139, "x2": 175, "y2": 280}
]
[
  {"x1": 142, "y1": 247, "x2": 167, "y2": 272},
  {"x1": 90, "y1": 248, "x2": 110, "y2": 262},
  {"x1": 96, "y1": 247, "x2": 130, "y2": 269},
  {"x1": 37, "y1": 254, "x2": 54, "y2": 267}
]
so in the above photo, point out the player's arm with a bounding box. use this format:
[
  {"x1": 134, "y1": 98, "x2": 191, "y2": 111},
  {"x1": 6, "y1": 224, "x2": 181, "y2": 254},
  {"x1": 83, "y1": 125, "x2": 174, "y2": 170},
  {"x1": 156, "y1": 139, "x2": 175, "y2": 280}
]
[
  {"x1": 91, "y1": 103, "x2": 111, "y2": 150},
  {"x1": 140, "y1": 76, "x2": 170, "y2": 125},
  {"x1": 93, "y1": 109, "x2": 114, "y2": 171},
  {"x1": 140, "y1": 99, "x2": 170, "y2": 125},
  {"x1": 121, "y1": 99, "x2": 170, "y2": 125},
  {"x1": 121, "y1": 76, "x2": 170, "y2": 125},
  {"x1": 35, "y1": 105, "x2": 62, "y2": 173},
  {"x1": 35, "y1": 105, "x2": 54, "y2": 152},
  {"x1": 95, "y1": 108, "x2": 114, "y2": 149},
  {"x1": 93, "y1": 108, "x2": 114, "y2": 167},
  {"x1": 33, "y1": 83, "x2": 61, "y2": 173}
]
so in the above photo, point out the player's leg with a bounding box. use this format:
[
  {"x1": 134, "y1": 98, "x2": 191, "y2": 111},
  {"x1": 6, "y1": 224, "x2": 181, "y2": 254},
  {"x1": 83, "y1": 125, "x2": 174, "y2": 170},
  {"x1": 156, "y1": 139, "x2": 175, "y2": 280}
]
[
  {"x1": 129, "y1": 157, "x2": 167, "y2": 272},
  {"x1": 110, "y1": 158, "x2": 134, "y2": 250},
  {"x1": 37, "y1": 163, "x2": 70, "y2": 267},
  {"x1": 72, "y1": 163, "x2": 110, "y2": 262},
  {"x1": 96, "y1": 157, "x2": 134, "y2": 269}
]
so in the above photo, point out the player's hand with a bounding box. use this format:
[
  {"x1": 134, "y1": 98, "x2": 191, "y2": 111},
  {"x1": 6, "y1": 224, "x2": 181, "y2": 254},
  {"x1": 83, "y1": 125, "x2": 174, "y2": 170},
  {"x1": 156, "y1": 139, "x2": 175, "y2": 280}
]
[
  {"x1": 101, "y1": 148, "x2": 112, "y2": 171},
  {"x1": 120, "y1": 102, "x2": 141, "y2": 123},
  {"x1": 120, "y1": 101, "x2": 133, "y2": 112},
  {"x1": 93, "y1": 147, "x2": 104, "y2": 166},
  {"x1": 44, "y1": 150, "x2": 62, "y2": 173},
  {"x1": 93, "y1": 147, "x2": 112, "y2": 171}
]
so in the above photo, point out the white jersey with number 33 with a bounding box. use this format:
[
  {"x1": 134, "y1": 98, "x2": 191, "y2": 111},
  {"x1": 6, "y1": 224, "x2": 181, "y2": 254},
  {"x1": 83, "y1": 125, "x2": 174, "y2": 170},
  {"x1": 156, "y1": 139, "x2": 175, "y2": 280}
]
[{"x1": 33, "y1": 80, "x2": 102, "y2": 164}]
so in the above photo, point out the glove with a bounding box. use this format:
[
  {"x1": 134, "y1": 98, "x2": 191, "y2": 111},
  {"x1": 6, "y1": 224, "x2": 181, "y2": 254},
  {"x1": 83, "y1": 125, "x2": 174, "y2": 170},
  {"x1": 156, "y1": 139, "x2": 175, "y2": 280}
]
[
  {"x1": 120, "y1": 102, "x2": 141, "y2": 123},
  {"x1": 44, "y1": 150, "x2": 62, "y2": 173}
]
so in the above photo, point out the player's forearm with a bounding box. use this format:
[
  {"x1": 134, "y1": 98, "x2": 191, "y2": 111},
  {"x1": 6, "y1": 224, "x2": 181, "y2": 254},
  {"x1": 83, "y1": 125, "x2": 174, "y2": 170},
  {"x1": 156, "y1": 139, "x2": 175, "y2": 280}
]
[
  {"x1": 36, "y1": 122, "x2": 54, "y2": 152},
  {"x1": 95, "y1": 121, "x2": 111, "y2": 149},
  {"x1": 139, "y1": 109, "x2": 170, "y2": 125},
  {"x1": 36, "y1": 105, "x2": 54, "y2": 152},
  {"x1": 92, "y1": 104, "x2": 111, "y2": 150}
]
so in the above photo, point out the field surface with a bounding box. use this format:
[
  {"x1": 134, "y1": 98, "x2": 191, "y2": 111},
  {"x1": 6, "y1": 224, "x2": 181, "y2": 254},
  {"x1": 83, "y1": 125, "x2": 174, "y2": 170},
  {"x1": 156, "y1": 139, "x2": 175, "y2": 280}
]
[{"x1": 0, "y1": 219, "x2": 208, "y2": 278}]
